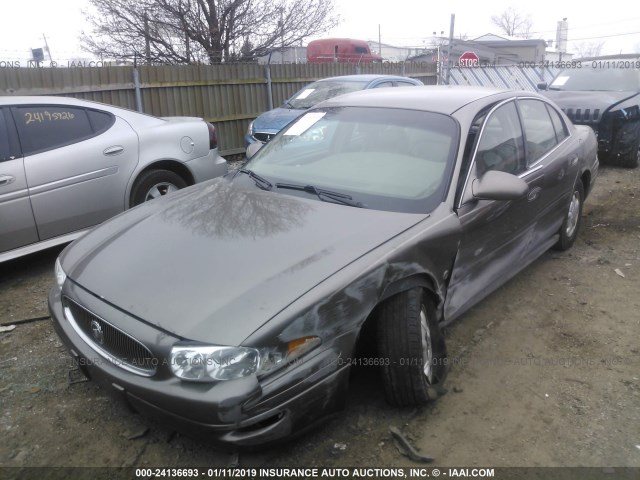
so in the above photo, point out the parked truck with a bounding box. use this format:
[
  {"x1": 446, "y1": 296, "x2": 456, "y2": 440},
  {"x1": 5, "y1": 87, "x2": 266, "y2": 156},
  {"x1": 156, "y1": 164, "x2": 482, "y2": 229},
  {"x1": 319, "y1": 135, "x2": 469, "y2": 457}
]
[{"x1": 307, "y1": 38, "x2": 383, "y2": 63}]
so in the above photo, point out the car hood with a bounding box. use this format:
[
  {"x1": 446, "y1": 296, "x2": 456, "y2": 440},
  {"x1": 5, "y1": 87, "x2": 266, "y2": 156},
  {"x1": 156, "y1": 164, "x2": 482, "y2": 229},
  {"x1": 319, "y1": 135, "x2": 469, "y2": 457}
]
[
  {"x1": 61, "y1": 179, "x2": 426, "y2": 346},
  {"x1": 543, "y1": 90, "x2": 639, "y2": 117},
  {"x1": 253, "y1": 107, "x2": 306, "y2": 132}
]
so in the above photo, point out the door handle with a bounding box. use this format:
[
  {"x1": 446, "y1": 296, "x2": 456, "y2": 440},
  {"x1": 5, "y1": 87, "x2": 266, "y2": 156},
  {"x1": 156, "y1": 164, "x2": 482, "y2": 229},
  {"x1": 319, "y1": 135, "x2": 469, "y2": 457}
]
[
  {"x1": 0, "y1": 175, "x2": 15, "y2": 186},
  {"x1": 103, "y1": 146, "x2": 124, "y2": 156}
]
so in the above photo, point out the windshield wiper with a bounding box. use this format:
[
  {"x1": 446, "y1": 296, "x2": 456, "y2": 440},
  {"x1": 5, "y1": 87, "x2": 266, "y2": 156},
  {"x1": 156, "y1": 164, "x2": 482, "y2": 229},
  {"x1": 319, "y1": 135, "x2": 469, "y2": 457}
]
[
  {"x1": 284, "y1": 100, "x2": 308, "y2": 110},
  {"x1": 238, "y1": 168, "x2": 273, "y2": 190},
  {"x1": 276, "y1": 182, "x2": 363, "y2": 208}
]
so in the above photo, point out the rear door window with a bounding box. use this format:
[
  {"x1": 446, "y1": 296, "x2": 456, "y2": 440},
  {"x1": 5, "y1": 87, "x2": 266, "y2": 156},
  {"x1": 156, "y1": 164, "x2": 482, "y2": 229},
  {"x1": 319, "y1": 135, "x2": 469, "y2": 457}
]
[
  {"x1": 13, "y1": 106, "x2": 114, "y2": 156},
  {"x1": 546, "y1": 104, "x2": 569, "y2": 143},
  {"x1": 518, "y1": 99, "x2": 559, "y2": 165}
]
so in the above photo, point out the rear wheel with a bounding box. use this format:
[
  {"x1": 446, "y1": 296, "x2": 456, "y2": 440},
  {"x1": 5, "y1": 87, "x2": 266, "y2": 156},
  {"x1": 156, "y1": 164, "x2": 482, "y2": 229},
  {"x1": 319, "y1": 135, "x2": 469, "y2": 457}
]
[
  {"x1": 553, "y1": 180, "x2": 584, "y2": 251},
  {"x1": 376, "y1": 288, "x2": 447, "y2": 406},
  {"x1": 130, "y1": 169, "x2": 188, "y2": 207}
]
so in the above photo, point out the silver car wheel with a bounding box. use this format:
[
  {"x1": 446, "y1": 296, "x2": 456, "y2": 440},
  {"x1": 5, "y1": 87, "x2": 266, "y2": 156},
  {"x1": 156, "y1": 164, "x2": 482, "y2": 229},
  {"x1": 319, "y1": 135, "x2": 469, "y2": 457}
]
[
  {"x1": 144, "y1": 182, "x2": 179, "y2": 201},
  {"x1": 565, "y1": 190, "x2": 580, "y2": 239},
  {"x1": 420, "y1": 306, "x2": 434, "y2": 384}
]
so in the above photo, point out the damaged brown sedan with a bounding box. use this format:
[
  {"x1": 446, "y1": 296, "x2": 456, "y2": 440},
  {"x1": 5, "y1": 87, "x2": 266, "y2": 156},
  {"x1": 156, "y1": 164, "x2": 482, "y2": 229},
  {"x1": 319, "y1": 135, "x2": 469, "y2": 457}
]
[{"x1": 49, "y1": 86, "x2": 598, "y2": 447}]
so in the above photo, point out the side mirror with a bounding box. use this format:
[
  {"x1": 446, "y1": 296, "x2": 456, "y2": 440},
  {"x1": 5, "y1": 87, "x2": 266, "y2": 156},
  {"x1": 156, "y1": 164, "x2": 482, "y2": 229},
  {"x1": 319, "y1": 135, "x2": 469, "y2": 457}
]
[
  {"x1": 472, "y1": 170, "x2": 529, "y2": 201},
  {"x1": 245, "y1": 141, "x2": 264, "y2": 160},
  {"x1": 537, "y1": 82, "x2": 548, "y2": 91}
]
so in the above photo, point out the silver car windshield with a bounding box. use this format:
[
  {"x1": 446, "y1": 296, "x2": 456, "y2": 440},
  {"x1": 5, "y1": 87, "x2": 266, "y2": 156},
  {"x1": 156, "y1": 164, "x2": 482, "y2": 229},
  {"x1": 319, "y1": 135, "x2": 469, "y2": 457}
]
[
  {"x1": 245, "y1": 106, "x2": 459, "y2": 213},
  {"x1": 287, "y1": 81, "x2": 370, "y2": 109}
]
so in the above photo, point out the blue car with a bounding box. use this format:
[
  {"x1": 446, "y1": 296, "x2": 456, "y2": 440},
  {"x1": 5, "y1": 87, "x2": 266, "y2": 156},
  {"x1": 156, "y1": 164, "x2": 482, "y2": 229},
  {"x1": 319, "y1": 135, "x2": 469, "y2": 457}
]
[{"x1": 245, "y1": 74, "x2": 423, "y2": 145}]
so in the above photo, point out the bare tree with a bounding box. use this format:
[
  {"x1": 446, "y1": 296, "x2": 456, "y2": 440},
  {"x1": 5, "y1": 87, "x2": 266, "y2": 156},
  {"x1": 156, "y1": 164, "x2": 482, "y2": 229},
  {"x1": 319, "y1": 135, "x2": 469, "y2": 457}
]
[
  {"x1": 81, "y1": 0, "x2": 340, "y2": 64},
  {"x1": 574, "y1": 41, "x2": 605, "y2": 58},
  {"x1": 491, "y1": 6, "x2": 533, "y2": 39}
]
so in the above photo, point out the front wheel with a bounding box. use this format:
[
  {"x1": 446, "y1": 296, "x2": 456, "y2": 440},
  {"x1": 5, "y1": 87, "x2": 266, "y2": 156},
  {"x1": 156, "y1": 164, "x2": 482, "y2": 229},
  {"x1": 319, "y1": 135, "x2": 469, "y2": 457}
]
[
  {"x1": 553, "y1": 180, "x2": 584, "y2": 251},
  {"x1": 376, "y1": 288, "x2": 447, "y2": 406},
  {"x1": 130, "y1": 169, "x2": 188, "y2": 207}
]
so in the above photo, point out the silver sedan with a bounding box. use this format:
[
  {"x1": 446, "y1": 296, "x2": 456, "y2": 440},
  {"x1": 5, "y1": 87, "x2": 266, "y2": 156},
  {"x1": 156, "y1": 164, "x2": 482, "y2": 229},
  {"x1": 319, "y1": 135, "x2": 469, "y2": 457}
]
[{"x1": 0, "y1": 96, "x2": 227, "y2": 262}]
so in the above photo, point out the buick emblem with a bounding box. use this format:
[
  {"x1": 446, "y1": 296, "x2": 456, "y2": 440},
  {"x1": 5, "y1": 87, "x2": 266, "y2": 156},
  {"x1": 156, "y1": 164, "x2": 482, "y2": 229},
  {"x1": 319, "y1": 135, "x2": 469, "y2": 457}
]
[{"x1": 90, "y1": 320, "x2": 105, "y2": 345}]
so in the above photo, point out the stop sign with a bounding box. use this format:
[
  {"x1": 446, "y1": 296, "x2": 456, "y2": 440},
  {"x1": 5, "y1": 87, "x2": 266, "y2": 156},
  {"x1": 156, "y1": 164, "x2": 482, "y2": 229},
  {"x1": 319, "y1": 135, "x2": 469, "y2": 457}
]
[{"x1": 458, "y1": 51, "x2": 480, "y2": 67}]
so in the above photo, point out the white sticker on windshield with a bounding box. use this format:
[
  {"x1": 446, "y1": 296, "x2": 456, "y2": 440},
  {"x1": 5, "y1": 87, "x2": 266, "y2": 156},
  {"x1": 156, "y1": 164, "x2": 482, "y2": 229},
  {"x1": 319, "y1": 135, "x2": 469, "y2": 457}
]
[
  {"x1": 551, "y1": 76, "x2": 569, "y2": 86},
  {"x1": 295, "y1": 88, "x2": 315, "y2": 100},
  {"x1": 284, "y1": 112, "x2": 327, "y2": 136}
]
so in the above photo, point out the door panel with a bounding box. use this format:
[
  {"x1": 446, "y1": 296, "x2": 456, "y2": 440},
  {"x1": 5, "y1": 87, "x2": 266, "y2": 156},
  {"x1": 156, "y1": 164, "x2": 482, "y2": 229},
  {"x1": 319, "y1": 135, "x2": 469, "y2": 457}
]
[
  {"x1": 445, "y1": 100, "x2": 535, "y2": 319},
  {"x1": 0, "y1": 159, "x2": 38, "y2": 253},
  {"x1": 16, "y1": 109, "x2": 139, "y2": 240},
  {"x1": 0, "y1": 108, "x2": 38, "y2": 253},
  {"x1": 445, "y1": 170, "x2": 543, "y2": 319}
]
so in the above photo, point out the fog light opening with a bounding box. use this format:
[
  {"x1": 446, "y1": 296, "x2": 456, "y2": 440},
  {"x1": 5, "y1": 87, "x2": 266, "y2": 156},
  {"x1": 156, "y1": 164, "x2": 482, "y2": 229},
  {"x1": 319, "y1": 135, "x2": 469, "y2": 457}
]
[{"x1": 237, "y1": 411, "x2": 286, "y2": 433}]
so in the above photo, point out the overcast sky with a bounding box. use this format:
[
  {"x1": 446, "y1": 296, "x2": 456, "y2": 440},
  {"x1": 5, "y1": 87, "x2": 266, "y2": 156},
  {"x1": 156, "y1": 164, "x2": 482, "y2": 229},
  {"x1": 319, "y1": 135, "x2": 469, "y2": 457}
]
[{"x1": 0, "y1": 0, "x2": 638, "y2": 63}]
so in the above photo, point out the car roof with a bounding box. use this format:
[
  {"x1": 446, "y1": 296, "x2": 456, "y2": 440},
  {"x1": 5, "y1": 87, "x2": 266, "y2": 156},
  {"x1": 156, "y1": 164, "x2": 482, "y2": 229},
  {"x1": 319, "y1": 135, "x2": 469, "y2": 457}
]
[
  {"x1": 318, "y1": 85, "x2": 531, "y2": 115},
  {"x1": 315, "y1": 74, "x2": 420, "y2": 83},
  {"x1": 0, "y1": 96, "x2": 114, "y2": 108},
  {"x1": 0, "y1": 95, "x2": 165, "y2": 125}
]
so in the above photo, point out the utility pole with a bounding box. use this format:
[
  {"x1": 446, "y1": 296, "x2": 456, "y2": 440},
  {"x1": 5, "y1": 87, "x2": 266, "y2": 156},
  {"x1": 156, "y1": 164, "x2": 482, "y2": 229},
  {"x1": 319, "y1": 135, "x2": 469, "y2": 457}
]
[
  {"x1": 42, "y1": 34, "x2": 52, "y2": 61},
  {"x1": 378, "y1": 24, "x2": 382, "y2": 58},
  {"x1": 445, "y1": 14, "x2": 455, "y2": 85}
]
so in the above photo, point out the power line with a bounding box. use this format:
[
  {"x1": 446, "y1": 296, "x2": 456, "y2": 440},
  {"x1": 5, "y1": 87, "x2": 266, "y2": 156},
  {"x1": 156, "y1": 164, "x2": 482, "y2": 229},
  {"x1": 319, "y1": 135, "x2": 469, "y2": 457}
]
[{"x1": 566, "y1": 31, "x2": 640, "y2": 42}]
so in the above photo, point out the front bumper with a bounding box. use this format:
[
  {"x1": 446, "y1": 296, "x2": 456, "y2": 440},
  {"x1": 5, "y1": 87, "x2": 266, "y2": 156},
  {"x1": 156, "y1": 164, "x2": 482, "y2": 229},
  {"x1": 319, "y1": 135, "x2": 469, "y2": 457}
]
[{"x1": 48, "y1": 283, "x2": 350, "y2": 447}]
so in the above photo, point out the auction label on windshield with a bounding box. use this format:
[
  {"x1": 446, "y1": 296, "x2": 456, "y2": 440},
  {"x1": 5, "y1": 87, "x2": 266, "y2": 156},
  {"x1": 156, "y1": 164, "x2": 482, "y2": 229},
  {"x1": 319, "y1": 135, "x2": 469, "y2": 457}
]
[{"x1": 283, "y1": 112, "x2": 326, "y2": 137}]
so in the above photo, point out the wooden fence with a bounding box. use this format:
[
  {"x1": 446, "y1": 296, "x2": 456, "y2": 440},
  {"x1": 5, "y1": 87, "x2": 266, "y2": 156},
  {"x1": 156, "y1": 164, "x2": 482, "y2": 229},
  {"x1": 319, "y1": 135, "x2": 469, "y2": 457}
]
[{"x1": 0, "y1": 62, "x2": 437, "y2": 155}]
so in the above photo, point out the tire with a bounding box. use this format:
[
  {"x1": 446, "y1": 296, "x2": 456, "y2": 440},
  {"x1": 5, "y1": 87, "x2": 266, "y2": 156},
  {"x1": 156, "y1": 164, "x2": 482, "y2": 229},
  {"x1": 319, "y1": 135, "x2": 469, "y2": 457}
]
[
  {"x1": 130, "y1": 169, "x2": 188, "y2": 207},
  {"x1": 553, "y1": 180, "x2": 584, "y2": 251},
  {"x1": 376, "y1": 288, "x2": 447, "y2": 407}
]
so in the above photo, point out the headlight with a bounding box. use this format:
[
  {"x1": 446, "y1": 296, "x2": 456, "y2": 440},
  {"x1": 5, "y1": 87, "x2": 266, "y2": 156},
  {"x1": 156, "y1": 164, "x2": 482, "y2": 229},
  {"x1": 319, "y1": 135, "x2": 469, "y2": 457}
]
[
  {"x1": 54, "y1": 258, "x2": 66, "y2": 288},
  {"x1": 170, "y1": 344, "x2": 260, "y2": 382},
  {"x1": 170, "y1": 335, "x2": 322, "y2": 382},
  {"x1": 258, "y1": 336, "x2": 321, "y2": 377},
  {"x1": 246, "y1": 121, "x2": 254, "y2": 137},
  {"x1": 621, "y1": 105, "x2": 640, "y2": 120}
]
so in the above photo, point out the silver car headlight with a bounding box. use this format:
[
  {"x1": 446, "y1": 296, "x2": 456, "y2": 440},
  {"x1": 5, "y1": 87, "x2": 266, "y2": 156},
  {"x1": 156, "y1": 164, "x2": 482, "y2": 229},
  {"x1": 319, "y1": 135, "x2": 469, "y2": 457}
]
[
  {"x1": 170, "y1": 344, "x2": 260, "y2": 382},
  {"x1": 246, "y1": 120, "x2": 254, "y2": 137},
  {"x1": 54, "y1": 258, "x2": 67, "y2": 288}
]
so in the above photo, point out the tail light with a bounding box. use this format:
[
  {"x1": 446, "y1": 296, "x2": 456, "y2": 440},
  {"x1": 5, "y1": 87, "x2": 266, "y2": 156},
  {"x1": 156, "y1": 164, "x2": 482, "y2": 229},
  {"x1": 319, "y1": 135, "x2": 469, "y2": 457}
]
[{"x1": 207, "y1": 122, "x2": 218, "y2": 149}]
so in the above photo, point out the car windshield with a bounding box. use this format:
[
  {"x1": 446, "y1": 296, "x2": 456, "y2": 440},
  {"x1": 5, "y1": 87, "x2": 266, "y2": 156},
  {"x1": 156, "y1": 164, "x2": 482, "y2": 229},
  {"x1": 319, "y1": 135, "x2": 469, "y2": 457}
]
[
  {"x1": 286, "y1": 80, "x2": 370, "y2": 109},
  {"x1": 550, "y1": 67, "x2": 640, "y2": 91},
  {"x1": 244, "y1": 106, "x2": 459, "y2": 214}
]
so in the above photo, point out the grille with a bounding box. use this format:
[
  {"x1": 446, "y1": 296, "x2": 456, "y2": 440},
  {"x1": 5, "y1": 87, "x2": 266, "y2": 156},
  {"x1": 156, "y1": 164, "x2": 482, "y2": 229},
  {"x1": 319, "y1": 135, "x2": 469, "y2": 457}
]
[
  {"x1": 253, "y1": 132, "x2": 274, "y2": 142},
  {"x1": 562, "y1": 107, "x2": 601, "y2": 126},
  {"x1": 63, "y1": 297, "x2": 157, "y2": 376}
]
